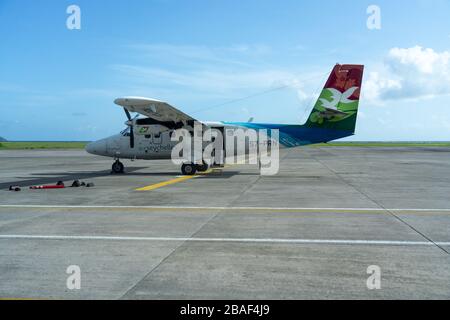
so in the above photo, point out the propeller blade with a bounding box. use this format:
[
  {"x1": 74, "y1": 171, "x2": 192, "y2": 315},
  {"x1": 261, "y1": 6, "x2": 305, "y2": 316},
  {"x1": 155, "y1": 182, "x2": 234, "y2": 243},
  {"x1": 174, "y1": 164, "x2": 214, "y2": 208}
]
[
  {"x1": 124, "y1": 108, "x2": 132, "y2": 121},
  {"x1": 130, "y1": 126, "x2": 135, "y2": 148},
  {"x1": 123, "y1": 108, "x2": 136, "y2": 148}
]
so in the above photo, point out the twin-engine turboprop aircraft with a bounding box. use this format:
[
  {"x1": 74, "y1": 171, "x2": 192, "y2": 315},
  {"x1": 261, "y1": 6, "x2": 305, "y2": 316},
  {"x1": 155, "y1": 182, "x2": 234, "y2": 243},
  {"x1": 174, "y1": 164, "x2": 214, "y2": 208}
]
[{"x1": 86, "y1": 64, "x2": 364, "y2": 175}]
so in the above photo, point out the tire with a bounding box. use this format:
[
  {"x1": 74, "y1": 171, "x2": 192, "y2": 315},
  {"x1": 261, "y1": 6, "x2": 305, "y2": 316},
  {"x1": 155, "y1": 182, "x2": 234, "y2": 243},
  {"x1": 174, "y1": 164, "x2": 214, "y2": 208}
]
[
  {"x1": 181, "y1": 163, "x2": 197, "y2": 176},
  {"x1": 112, "y1": 161, "x2": 124, "y2": 174}
]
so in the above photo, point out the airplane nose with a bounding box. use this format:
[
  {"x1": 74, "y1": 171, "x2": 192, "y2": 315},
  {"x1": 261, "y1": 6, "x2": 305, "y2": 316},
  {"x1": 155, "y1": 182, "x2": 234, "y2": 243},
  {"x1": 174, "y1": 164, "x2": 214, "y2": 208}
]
[
  {"x1": 85, "y1": 140, "x2": 107, "y2": 155},
  {"x1": 85, "y1": 142, "x2": 95, "y2": 154}
]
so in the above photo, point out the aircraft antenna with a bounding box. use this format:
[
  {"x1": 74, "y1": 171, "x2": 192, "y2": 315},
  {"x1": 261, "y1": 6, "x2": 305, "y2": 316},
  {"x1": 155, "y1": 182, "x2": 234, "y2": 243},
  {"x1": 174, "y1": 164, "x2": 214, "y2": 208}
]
[
  {"x1": 190, "y1": 71, "x2": 329, "y2": 115},
  {"x1": 297, "y1": 71, "x2": 330, "y2": 124}
]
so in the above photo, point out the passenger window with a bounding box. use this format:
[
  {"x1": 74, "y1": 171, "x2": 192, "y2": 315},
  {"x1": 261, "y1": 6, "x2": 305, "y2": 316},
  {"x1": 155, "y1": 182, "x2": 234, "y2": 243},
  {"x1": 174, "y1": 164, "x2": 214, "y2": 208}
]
[{"x1": 145, "y1": 135, "x2": 152, "y2": 139}]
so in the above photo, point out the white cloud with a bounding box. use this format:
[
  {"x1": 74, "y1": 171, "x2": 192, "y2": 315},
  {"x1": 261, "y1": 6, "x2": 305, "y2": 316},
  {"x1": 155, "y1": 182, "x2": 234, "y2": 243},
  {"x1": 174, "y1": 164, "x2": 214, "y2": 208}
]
[
  {"x1": 363, "y1": 71, "x2": 402, "y2": 102},
  {"x1": 389, "y1": 46, "x2": 450, "y2": 74},
  {"x1": 364, "y1": 46, "x2": 450, "y2": 104}
]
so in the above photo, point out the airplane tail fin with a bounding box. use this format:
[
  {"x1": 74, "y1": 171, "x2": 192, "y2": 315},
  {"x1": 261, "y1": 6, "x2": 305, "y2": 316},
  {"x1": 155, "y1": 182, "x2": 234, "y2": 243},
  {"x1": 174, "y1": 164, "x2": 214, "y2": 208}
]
[{"x1": 305, "y1": 64, "x2": 364, "y2": 134}]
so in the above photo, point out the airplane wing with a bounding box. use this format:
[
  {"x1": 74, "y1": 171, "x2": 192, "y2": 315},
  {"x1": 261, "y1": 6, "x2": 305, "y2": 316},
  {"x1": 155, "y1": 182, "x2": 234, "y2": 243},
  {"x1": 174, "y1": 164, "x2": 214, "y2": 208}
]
[{"x1": 114, "y1": 97, "x2": 198, "y2": 123}]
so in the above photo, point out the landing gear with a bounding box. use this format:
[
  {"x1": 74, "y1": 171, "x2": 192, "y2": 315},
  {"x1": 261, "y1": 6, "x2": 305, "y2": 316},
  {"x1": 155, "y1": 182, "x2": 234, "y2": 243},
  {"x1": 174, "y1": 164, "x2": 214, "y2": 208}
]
[
  {"x1": 181, "y1": 162, "x2": 209, "y2": 175},
  {"x1": 112, "y1": 160, "x2": 125, "y2": 174},
  {"x1": 196, "y1": 162, "x2": 209, "y2": 173},
  {"x1": 181, "y1": 163, "x2": 197, "y2": 176}
]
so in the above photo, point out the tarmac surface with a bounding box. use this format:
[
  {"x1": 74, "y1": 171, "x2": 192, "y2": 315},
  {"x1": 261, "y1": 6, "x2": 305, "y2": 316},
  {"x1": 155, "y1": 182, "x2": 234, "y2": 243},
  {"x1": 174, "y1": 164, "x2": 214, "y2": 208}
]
[{"x1": 0, "y1": 147, "x2": 449, "y2": 299}]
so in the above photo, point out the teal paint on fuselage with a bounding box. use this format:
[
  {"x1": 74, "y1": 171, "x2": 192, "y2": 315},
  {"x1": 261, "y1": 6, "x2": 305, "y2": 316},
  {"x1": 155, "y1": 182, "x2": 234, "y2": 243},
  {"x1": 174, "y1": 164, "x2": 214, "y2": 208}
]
[{"x1": 222, "y1": 122, "x2": 353, "y2": 147}]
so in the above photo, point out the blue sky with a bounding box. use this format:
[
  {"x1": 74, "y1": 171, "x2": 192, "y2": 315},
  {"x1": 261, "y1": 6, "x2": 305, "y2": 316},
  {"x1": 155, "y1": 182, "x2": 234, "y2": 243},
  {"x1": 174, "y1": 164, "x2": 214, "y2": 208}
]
[{"x1": 1, "y1": 0, "x2": 450, "y2": 141}]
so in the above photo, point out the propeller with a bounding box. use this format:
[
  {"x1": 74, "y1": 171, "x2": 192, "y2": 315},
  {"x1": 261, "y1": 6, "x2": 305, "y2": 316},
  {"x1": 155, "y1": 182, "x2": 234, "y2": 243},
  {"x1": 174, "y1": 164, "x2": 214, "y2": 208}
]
[{"x1": 124, "y1": 108, "x2": 136, "y2": 148}]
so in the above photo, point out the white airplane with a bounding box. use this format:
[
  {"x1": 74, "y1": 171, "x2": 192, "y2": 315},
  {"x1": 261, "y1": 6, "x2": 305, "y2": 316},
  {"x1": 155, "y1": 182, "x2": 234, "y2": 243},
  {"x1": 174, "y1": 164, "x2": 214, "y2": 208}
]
[{"x1": 85, "y1": 64, "x2": 364, "y2": 175}]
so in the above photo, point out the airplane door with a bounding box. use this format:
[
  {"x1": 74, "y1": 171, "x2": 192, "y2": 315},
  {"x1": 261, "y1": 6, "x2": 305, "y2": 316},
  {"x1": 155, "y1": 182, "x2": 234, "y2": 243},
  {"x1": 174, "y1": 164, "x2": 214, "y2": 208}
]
[{"x1": 132, "y1": 133, "x2": 152, "y2": 158}]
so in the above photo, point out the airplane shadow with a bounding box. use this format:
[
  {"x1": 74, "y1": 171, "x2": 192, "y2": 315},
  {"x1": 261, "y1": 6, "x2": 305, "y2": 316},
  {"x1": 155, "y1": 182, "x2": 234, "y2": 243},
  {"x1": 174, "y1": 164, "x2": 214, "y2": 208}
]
[
  {"x1": 1, "y1": 168, "x2": 259, "y2": 190},
  {"x1": 1, "y1": 167, "x2": 147, "y2": 189}
]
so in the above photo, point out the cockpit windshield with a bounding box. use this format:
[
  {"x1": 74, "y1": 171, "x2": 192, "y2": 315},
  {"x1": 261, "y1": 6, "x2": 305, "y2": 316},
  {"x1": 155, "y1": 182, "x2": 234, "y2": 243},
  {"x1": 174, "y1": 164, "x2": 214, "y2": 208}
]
[{"x1": 120, "y1": 127, "x2": 131, "y2": 136}]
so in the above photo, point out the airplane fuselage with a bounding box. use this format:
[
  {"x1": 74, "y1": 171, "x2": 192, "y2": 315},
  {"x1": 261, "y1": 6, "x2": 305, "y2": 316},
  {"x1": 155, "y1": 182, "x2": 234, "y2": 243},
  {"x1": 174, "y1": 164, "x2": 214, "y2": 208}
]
[{"x1": 85, "y1": 120, "x2": 353, "y2": 161}]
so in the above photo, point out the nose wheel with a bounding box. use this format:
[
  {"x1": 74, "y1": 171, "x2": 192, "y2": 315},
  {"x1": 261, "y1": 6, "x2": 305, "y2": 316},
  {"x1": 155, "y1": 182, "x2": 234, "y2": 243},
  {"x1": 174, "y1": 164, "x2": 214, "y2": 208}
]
[{"x1": 112, "y1": 160, "x2": 125, "y2": 174}]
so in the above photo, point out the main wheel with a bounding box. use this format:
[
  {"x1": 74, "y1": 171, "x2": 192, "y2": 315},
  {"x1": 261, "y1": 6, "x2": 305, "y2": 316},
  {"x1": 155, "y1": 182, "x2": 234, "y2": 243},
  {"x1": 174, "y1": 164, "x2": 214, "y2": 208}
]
[
  {"x1": 112, "y1": 161, "x2": 124, "y2": 174},
  {"x1": 181, "y1": 163, "x2": 197, "y2": 176}
]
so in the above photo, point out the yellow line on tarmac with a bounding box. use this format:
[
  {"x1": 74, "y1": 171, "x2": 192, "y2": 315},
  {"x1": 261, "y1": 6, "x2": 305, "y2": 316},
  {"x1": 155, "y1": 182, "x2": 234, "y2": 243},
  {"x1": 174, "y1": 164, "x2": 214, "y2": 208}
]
[
  {"x1": 136, "y1": 176, "x2": 195, "y2": 191},
  {"x1": 136, "y1": 169, "x2": 213, "y2": 191}
]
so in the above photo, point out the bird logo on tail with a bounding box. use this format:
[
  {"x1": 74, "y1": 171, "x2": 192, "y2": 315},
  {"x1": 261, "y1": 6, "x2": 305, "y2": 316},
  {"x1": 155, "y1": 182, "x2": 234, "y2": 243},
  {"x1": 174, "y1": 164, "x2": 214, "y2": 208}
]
[{"x1": 319, "y1": 87, "x2": 359, "y2": 111}]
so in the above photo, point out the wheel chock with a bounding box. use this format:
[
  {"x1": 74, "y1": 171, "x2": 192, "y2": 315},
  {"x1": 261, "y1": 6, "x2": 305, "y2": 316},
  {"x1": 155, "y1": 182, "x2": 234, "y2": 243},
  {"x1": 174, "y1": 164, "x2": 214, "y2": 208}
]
[{"x1": 71, "y1": 180, "x2": 81, "y2": 188}]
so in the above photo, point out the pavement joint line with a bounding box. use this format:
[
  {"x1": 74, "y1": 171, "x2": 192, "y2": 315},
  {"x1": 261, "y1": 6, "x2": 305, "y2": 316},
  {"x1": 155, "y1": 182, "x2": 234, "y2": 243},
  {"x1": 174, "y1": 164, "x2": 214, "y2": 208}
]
[
  {"x1": 121, "y1": 161, "x2": 265, "y2": 298},
  {"x1": 386, "y1": 207, "x2": 450, "y2": 255},
  {"x1": 310, "y1": 153, "x2": 450, "y2": 255},
  {"x1": 120, "y1": 163, "x2": 270, "y2": 297},
  {"x1": 119, "y1": 205, "x2": 225, "y2": 299},
  {"x1": 1, "y1": 205, "x2": 450, "y2": 213},
  {"x1": 0, "y1": 234, "x2": 449, "y2": 246}
]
